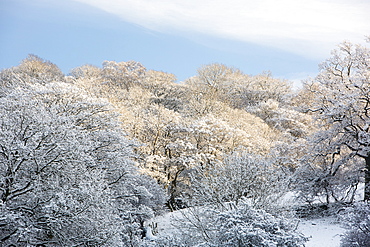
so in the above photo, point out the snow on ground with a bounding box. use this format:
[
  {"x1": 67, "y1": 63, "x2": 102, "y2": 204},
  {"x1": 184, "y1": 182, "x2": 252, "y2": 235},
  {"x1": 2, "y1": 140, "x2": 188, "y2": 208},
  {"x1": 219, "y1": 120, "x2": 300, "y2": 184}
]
[
  {"x1": 298, "y1": 217, "x2": 346, "y2": 247},
  {"x1": 148, "y1": 209, "x2": 183, "y2": 237}
]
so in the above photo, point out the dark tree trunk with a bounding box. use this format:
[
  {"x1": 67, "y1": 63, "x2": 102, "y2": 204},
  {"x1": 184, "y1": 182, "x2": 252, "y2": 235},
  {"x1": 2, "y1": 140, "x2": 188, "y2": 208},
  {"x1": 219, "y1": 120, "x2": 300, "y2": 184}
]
[{"x1": 365, "y1": 156, "x2": 370, "y2": 201}]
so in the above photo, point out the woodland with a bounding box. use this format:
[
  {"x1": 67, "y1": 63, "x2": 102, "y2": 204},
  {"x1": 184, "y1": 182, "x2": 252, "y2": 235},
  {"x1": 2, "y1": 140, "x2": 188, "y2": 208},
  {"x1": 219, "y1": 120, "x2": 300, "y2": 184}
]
[{"x1": 0, "y1": 39, "x2": 369, "y2": 246}]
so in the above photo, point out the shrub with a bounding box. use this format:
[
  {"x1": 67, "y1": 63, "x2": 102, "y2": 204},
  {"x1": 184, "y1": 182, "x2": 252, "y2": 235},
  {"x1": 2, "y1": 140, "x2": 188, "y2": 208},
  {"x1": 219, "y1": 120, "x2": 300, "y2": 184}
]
[{"x1": 340, "y1": 202, "x2": 370, "y2": 247}]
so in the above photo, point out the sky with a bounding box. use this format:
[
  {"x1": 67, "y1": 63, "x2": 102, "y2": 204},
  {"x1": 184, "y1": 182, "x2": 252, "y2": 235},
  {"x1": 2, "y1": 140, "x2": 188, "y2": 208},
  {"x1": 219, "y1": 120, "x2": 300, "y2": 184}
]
[{"x1": 1, "y1": 0, "x2": 369, "y2": 86}]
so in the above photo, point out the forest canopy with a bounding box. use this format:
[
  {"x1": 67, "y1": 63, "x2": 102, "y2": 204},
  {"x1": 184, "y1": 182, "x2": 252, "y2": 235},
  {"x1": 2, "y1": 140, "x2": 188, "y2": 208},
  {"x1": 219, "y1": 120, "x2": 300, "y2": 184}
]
[{"x1": 1, "y1": 39, "x2": 369, "y2": 246}]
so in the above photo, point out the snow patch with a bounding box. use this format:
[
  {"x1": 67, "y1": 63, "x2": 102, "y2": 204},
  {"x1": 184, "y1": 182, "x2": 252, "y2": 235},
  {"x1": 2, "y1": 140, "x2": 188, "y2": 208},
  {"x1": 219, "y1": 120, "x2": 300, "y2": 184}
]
[{"x1": 298, "y1": 217, "x2": 345, "y2": 247}]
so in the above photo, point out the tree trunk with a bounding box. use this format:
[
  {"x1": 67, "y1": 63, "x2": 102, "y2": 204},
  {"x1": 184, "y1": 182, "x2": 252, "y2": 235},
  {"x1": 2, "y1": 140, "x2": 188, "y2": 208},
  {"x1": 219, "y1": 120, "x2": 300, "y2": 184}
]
[{"x1": 365, "y1": 156, "x2": 370, "y2": 201}]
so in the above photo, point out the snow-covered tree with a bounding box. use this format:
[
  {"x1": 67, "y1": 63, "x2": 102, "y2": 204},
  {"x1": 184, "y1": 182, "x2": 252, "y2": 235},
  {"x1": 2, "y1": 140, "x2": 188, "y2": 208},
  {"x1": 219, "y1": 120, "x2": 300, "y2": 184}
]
[
  {"x1": 188, "y1": 152, "x2": 289, "y2": 210},
  {"x1": 297, "y1": 40, "x2": 370, "y2": 201},
  {"x1": 141, "y1": 70, "x2": 186, "y2": 112},
  {"x1": 0, "y1": 90, "x2": 120, "y2": 245},
  {"x1": 0, "y1": 64, "x2": 165, "y2": 245},
  {"x1": 0, "y1": 54, "x2": 64, "y2": 96},
  {"x1": 16, "y1": 54, "x2": 65, "y2": 84},
  {"x1": 183, "y1": 63, "x2": 244, "y2": 116},
  {"x1": 69, "y1": 64, "x2": 105, "y2": 97},
  {"x1": 251, "y1": 99, "x2": 313, "y2": 139},
  {"x1": 101, "y1": 60, "x2": 146, "y2": 91}
]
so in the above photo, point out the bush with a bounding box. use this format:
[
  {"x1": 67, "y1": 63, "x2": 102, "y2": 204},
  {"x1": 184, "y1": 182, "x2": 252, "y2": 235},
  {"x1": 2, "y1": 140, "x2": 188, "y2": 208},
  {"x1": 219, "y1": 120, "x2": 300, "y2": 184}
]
[
  {"x1": 212, "y1": 201, "x2": 307, "y2": 247},
  {"x1": 340, "y1": 202, "x2": 370, "y2": 247},
  {"x1": 150, "y1": 200, "x2": 307, "y2": 247}
]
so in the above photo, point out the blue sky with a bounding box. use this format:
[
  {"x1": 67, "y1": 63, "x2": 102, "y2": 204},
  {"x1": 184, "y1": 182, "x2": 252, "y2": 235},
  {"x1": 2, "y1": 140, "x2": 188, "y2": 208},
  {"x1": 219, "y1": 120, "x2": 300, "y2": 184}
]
[{"x1": 1, "y1": 0, "x2": 369, "y2": 85}]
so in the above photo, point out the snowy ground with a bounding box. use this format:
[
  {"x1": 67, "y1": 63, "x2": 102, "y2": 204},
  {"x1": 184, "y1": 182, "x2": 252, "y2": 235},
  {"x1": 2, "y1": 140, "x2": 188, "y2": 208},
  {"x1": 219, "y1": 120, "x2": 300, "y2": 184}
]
[{"x1": 298, "y1": 217, "x2": 345, "y2": 247}]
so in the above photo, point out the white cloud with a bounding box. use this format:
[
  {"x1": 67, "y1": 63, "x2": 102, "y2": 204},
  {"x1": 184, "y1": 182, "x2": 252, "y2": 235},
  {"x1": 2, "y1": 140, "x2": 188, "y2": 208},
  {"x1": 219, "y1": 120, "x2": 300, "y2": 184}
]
[{"x1": 73, "y1": 0, "x2": 370, "y2": 59}]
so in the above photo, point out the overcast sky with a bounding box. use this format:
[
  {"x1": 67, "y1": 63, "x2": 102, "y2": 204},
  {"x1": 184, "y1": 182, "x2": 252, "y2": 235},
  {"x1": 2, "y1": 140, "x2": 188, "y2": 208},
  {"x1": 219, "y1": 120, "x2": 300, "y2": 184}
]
[{"x1": 1, "y1": 0, "x2": 369, "y2": 85}]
